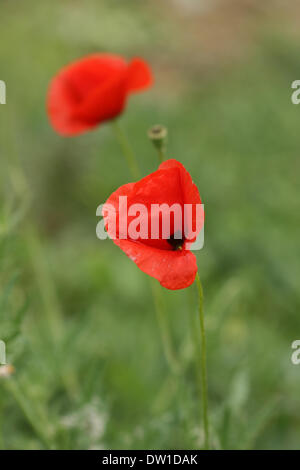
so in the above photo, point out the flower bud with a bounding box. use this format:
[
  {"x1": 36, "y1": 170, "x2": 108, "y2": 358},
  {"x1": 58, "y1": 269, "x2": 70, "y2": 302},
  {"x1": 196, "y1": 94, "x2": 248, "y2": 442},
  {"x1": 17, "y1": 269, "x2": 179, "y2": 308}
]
[{"x1": 147, "y1": 125, "x2": 168, "y2": 152}]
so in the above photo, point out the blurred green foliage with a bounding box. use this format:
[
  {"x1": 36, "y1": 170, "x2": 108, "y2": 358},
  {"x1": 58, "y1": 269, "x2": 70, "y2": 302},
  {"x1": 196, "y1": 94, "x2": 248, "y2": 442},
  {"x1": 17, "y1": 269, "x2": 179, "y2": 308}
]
[{"x1": 0, "y1": 0, "x2": 300, "y2": 449}]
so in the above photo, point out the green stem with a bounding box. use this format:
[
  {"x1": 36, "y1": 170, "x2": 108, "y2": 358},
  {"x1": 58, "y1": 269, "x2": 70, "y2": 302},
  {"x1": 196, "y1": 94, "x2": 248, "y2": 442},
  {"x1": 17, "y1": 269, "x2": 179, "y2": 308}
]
[
  {"x1": 188, "y1": 288, "x2": 202, "y2": 401},
  {"x1": 0, "y1": 399, "x2": 4, "y2": 449},
  {"x1": 2, "y1": 114, "x2": 64, "y2": 345},
  {"x1": 195, "y1": 272, "x2": 210, "y2": 449},
  {"x1": 3, "y1": 114, "x2": 76, "y2": 399},
  {"x1": 111, "y1": 120, "x2": 140, "y2": 180},
  {"x1": 157, "y1": 147, "x2": 165, "y2": 164},
  {"x1": 151, "y1": 281, "x2": 180, "y2": 375},
  {"x1": 26, "y1": 226, "x2": 63, "y2": 343},
  {"x1": 5, "y1": 379, "x2": 54, "y2": 448}
]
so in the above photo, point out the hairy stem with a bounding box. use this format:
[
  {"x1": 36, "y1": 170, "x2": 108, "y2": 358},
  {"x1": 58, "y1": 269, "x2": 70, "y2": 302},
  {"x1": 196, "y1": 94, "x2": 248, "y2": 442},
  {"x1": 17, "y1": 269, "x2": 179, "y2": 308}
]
[
  {"x1": 151, "y1": 280, "x2": 180, "y2": 375},
  {"x1": 111, "y1": 120, "x2": 140, "y2": 180},
  {"x1": 195, "y1": 272, "x2": 210, "y2": 449}
]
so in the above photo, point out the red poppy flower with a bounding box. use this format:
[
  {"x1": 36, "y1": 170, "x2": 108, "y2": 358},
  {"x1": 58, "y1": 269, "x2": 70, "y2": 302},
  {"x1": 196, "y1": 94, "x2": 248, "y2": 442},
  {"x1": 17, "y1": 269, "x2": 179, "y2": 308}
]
[
  {"x1": 102, "y1": 160, "x2": 204, "y2": 290},
  {"x1": 47, "y1": 54, "x2": 153, "y2": 136}
]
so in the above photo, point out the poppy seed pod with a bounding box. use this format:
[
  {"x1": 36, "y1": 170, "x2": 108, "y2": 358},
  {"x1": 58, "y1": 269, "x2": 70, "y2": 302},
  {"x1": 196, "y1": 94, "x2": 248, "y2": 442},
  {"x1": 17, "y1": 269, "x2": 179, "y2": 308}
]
[{"x1": 148, "y1": 124, "x2": 168, "y2": 151}]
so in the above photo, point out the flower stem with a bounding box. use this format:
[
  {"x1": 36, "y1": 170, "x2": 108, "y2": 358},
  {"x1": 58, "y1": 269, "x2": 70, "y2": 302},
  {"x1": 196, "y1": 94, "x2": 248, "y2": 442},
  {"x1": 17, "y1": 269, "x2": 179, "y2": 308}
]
[
  {"x1": 4, "y1": 378, "x2": 54, "y2": 448},
  {"x1": 3, "y1": 112, "x2": 77, "y2": 400},
  {"x1": 0, "y1": 400, "x2": 4, "y2": 449},
  {"x1": 195, "y1": 272, "x2": 210, "y2": 449},
  {"x1": 111, "y1": 120, "x2": 140, "y2": 180},
  {"x1": 151, "y1": 280, "x2": 180, "y2": 375},
  {"x1": 157, "y1": 147, "x2": 165, "y2": 164}
]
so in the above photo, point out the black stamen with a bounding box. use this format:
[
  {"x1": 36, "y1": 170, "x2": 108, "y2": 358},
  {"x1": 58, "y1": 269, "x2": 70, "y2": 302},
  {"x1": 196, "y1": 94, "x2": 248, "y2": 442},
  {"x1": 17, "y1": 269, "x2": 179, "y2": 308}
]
[{"x1": 167, "y1": 231, "x2": 185, "y2": 251}]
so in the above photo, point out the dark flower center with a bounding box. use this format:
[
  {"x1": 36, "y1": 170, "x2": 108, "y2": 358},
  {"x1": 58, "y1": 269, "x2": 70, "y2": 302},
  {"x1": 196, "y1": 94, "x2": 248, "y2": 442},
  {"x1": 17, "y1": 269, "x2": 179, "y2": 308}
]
[{"x1": 167, "y1": 231, "x2": 185, "y2": 251}]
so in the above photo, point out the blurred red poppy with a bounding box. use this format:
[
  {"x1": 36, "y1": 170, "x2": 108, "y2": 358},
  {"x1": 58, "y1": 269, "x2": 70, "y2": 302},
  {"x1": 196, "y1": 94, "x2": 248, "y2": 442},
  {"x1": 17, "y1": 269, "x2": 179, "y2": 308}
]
[
  {"x1": 102, "y1": 160, "x2": 204, "y2": 290},
  {"x1": 47, "y1": 54, "x2": 153, "y2": 136}
]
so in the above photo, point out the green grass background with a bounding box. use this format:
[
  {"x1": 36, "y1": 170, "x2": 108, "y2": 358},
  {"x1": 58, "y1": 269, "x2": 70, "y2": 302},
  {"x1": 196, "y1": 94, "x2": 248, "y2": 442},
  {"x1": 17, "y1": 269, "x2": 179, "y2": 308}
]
[{"x1": 0, "y1": 0, "x2": 300, "y2": 449}]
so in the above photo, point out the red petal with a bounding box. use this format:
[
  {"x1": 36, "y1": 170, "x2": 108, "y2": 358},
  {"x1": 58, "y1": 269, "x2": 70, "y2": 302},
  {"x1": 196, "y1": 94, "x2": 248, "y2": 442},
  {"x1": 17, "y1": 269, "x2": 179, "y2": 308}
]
[
  {"x1": 73, "y1": 74, "x2": 127, "y2": 125},
  {"x1": 104, "y1": 163, "x2": 187, "y2": 250},
  {"x1": 159, "y1": 160, "x2": 203, "y2": 242},
  {"x1": 102, "y1": 160, "x2": 202, "y2": 289},
  {"x1": 103, "y1": 159, "x2": 203, "y2": 247},
  {"x1": 126, "y1": 58, "x2": 153, "y2": 93},
  {"x1": 115, "y1": 239, "x2": 197, "y2": 290},
  {"x1": 47, "y1": 54, "x2": 128, "y2": 136}
]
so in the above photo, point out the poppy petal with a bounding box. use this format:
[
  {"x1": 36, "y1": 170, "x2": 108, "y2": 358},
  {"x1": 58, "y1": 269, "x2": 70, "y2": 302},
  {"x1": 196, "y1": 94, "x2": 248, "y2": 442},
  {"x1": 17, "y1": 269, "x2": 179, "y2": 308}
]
[
  {"x1": 102, "y1": 160, "x2": 202, "y2": 289},
  {"x1": 103, "y1": 165, "x2": 186, "y2": 249},
  {"x1": 127, "y1": 58, "x2": 153, "y2": 93},
  {"x1": 74, "y1": 74, "x2": 127, "y2": 125},
  {"x1": 159, "y1": 160, "x2": 204, "y2": 242},
  {"x1": 115, "y1": 239, "x2": 197, "y2": 290},
  {"x1": 47, "y1": 54, "x2": 152, "y2": 136}
]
